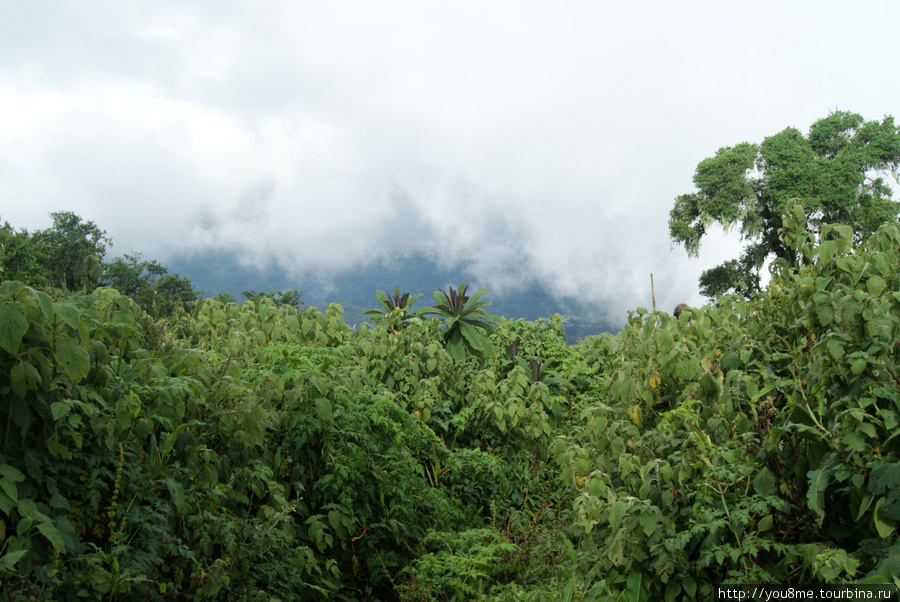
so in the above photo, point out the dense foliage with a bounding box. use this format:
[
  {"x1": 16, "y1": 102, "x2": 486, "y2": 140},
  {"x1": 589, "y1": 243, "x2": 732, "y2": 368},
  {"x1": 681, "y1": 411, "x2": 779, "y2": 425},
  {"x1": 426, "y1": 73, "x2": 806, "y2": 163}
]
[
  {"x1": 669, "y1": 111, "x2": 900, "y2": 299},
  {"x1": 0, "y1": 212, "x2": 110, "y2": 292},
  {"x1": 0, "y1": 213, "x2": 197, "y2": 318},
  {"x1": 2, "y1": 201, "x2": 900, "y2": 599},
  {"x1": 102, "y1": 253, "x2": 198, "y2": 317}
]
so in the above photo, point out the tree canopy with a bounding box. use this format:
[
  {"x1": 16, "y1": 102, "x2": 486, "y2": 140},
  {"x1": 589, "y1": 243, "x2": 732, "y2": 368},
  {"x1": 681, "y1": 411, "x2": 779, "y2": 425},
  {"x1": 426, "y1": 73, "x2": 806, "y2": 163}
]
[
  {"x1": 102, "y1": 252, "x2": 198, "y2": 316},
  {"x1": 0, "y1": 212, "x2": 109, "y2": 291},
  {"x1": 669, "y1": 111, "x2": 900, "y2": 298}
]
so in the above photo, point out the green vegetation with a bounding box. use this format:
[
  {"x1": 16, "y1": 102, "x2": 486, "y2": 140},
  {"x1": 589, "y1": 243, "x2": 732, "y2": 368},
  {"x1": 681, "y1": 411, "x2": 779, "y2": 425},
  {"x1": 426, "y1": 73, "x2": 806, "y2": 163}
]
[
  {"x1": 3, "y1": 197, "x2": 900, "y2": 599},
  {"x1": 102, "y1": 253, "x2": 198, "y2": 317},
  {"x1": 241, "y1": 289, "x2": 303, "y2": 310},
  {"x1": 0, "y1": 212, "x2": 109, "y2": 291},
  {"x1": 0, "y1": 213, "x2": 197, "y2": 318},
  {"x1": 670, "y1": 111, "x2": 900, "y2": 299},
  {"x1": 418, "y1": 283, "x2": 498, "y2": 362},
  {"x1": 165, "y1": 250, "x2": 620, "y2": 341}
]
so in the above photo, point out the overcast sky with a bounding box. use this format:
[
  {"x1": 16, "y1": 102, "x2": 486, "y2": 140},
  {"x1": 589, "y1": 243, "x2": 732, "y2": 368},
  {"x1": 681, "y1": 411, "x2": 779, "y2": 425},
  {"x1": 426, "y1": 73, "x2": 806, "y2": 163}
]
[{"x1": 1, "y1": 1, "x2": 898, "y2": 320}]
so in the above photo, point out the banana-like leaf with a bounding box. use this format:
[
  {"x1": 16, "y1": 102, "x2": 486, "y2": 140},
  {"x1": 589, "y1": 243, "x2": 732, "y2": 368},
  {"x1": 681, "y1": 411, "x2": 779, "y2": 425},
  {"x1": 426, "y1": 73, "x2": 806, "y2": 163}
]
[{"x1": 458, "y1": 321, "x2": 488, "y2": 352}]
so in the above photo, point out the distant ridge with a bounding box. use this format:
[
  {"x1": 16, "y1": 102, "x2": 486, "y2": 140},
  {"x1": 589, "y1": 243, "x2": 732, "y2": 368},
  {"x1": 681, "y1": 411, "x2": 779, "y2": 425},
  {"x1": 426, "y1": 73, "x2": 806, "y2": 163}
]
[{"x1": 168, "y1": 250, "x2": 619, "y2": 342}]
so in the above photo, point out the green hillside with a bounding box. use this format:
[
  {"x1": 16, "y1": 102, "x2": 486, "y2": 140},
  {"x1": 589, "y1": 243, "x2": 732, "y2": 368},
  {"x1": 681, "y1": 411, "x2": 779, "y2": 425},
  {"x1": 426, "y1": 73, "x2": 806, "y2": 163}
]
[{"x1": 168, "y1": 250, "x2": 619, "y2": 342}]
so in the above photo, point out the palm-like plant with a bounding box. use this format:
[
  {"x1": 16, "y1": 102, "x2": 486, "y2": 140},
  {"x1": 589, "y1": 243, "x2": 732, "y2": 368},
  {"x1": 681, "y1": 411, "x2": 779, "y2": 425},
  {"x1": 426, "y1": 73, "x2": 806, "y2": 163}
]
[
  {"x1": 363, "y1": 287, "x2": 424, "y2": 326},
  {"x1": 418, "y1": 282, "x2": 497, "y2": 362}
]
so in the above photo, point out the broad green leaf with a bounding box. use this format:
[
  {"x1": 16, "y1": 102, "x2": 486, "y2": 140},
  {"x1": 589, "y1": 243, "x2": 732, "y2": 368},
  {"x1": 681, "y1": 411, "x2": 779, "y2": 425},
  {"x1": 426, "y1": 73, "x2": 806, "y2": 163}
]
[
  {"x1": 868, "y1": 464, "x2": 900, "y2": 495},
  {"x1": 815, "y1": 303, "x2": 834, "y2": 326},
  {"x1": 753, "y1": 467, "x2": 776, "y2": 497},
  {"x1": 858, "y1": 422, "x2": 877, "y2": 440},
  {"x1": 808, "y1": 467, "x2": 831, "y2": 527},
  {"x1": 675, "y1": 358, "x2": 698, "y2": 380},
  {"x1": 818, "y1": 239, "x2": 836, "y2": 265},
  {"x1": 0, "y1": 304, "x2": 28, "y2": 354},
  {"x1": 639, "y1": 509, "x2": 659, "y2": 536},
  {"x1": 874, "y1": 497, "x2": 896, "y2": 538},
  {"x1": 657, "y1": 329, "x2": 674, "y2": 356},
  {"x1": 16, "y1": 497, "x2": 38, "y2": 519},
  {"x1": 36, "y1": 520, "x2": 65, "y2": 551},
  {"x1": 116, "y1": 405, "x2": 132, "y2": 430},
  {"x1": 0, "y1": 465, "x2": 25, "y2": 483},
  {"x1": 827, "y1": 339, "x2": 844, "y2": 360},
  {"x1": 831, "y1": 224, "x2": 853, "y2": 241},
  {"x1": 458, "y1": 321, "x2": 487, "y2": 352},
  {"x1": 683, "y1": 577, "x2": 697, "y2": 599},
  {"x1": 0, "y1": 549, "x2": 28, "y2": 571},
  {"x1": 624, "y1": 570, "x2": 646, "y2": 601},
  {"x1": 447, "y1": 335, "x2": 466, "y2": 363},
  {"x1": 315, "y1": 398, "x2": 332, "y2": 422},
  {"x1": 135, "y1": 419, "x2": 153, "y2": 439},
  {"x1": 50, "y1": 401, "x2": 73, "y2": 421},
  {"x1": 162, "y1": 423, "x2": 188, "y2": 459},
  {"x1": 201, "y1": 463, "x2": 218, "y2": 487},
  {"x1": 0, "y1": 465, "x2": 24, "y2": 504},
  {"x1": 166, "y1": 479, "x2": 185, "y2": 512},
  {"x1": 867, "y1": 275, "x2": 886, "y2": 298},
  {"x1": 54, "y1": 337, "x2": 90, "y2": 381},
  {"x1": 10, "y1": 361, "x2": 40, "y2": 396},
  {"x1": 0, "y1": 281, "x2": 24, "y2": 297},
  {"x1": 328, "y1": 509, "x2": 342, "y2": 530},
  {"x1": 665, "y1": 581, "x2": 682, "y2": 602},
  {"x1": 606, "y1": 529, "x2": 626, "y2": 566},
  {"x1": 28, "y1": 289, "x2": 53, "y2": 320},
  {"x1": 699, "y1": 372, "x2": 722, "y2": 399},
  {"x1": 758, "y1": 514, "x2": 774, "y2": 532},
  {"x1": 52, "y1": 302, "x2": 80, "y2": 331}
]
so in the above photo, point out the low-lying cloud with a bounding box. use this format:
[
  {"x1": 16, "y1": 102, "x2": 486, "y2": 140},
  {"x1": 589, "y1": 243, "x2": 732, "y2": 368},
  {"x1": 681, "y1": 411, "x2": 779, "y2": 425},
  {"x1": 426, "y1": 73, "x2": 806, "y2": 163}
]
[{"x1": 1, "y1": 1, "x2": 898, "y2": 322}]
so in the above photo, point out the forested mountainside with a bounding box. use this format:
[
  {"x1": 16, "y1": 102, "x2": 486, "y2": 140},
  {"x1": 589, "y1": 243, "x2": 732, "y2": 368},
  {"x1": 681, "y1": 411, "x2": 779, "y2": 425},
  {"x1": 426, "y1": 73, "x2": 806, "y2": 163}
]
[{"x1": 167, "y1": 249, "x2": 619, "y2": 342}]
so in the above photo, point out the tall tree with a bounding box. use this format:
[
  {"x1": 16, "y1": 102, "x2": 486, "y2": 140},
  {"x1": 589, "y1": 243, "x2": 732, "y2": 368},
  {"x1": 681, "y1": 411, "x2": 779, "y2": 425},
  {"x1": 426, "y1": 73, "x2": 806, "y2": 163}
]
[
  {"x1": 0, "y1": 221, "x2": 50, "y2": 288},
  {"x1": 32, "y1": 212, "x2": 111, "y2": 290},
  {"x1": 669, "y1": 111, "x2": 900, "y2": 298}
]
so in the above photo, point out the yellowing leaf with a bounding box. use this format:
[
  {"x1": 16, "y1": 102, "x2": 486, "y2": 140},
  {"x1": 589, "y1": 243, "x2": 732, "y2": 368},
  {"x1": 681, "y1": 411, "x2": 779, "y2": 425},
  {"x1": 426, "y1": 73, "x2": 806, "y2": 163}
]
[{"x1": 629, "y1": 405, "x2": 641, "y2": 428}]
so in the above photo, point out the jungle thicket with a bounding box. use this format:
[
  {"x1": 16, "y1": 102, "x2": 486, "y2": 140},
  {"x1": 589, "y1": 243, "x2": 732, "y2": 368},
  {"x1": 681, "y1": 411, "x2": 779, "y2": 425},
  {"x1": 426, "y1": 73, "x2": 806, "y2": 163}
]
[{"x1": 2, "y1": 201, "x2": 900, "y2": 599}]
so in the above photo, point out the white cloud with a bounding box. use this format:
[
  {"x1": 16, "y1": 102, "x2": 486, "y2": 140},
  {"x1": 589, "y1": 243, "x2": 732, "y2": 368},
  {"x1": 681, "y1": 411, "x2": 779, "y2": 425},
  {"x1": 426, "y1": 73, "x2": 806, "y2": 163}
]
[{"x1": 1, "y1": 0, "x2": 899, "y2": 321}]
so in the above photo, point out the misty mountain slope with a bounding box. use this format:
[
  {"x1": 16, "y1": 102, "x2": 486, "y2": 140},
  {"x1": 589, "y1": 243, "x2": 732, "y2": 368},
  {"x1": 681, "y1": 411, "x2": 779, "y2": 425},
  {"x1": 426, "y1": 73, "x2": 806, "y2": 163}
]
[{"x1": 168, "y1": 250, "x2": 620, "y2": 342}]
